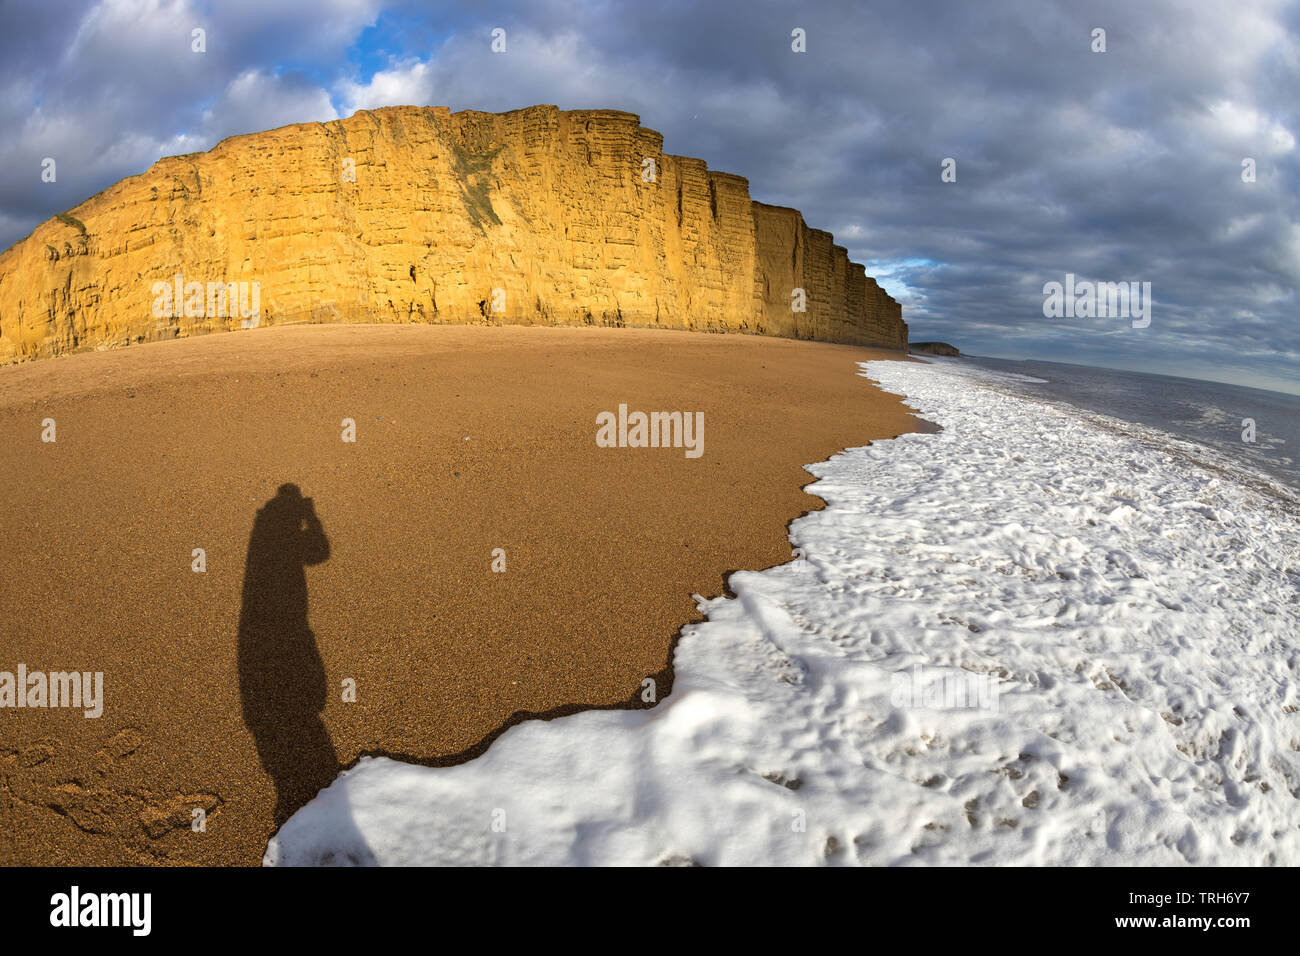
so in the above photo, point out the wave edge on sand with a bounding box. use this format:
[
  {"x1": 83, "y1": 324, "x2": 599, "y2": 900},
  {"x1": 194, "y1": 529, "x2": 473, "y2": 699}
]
[{"x1": 269, "y1": 358, "x2": 1300, "y2": 866}]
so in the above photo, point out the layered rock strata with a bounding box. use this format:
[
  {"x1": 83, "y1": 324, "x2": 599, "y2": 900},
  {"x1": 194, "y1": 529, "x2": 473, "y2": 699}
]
[{"x1": 0, "y1": 105, "x2": 907, "y2": 362}]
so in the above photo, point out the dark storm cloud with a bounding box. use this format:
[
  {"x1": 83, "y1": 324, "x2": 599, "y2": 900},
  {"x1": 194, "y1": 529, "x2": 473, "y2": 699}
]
[
  {"x1": 1, "y1": 0, "x2": 1295, "y2": 390},
  {"x1": 0, "y1": 0, "x2": 369, "y2": 233}
]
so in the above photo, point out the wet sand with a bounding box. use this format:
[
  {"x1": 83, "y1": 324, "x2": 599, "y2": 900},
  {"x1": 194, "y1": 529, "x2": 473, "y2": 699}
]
[{"x1": 0, "y1": 324, "x2": 923, "y2": 865}]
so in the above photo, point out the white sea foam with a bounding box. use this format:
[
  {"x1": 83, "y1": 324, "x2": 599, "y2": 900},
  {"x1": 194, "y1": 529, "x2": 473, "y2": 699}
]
[{"x1": 269, "y1": 359, "x2": 1300, "y2": 866}]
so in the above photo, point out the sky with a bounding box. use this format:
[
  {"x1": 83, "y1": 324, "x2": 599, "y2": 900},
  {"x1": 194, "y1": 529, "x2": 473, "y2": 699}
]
[{"x1": 1, "y1": 0, "x2": 1296, "y2": 393}]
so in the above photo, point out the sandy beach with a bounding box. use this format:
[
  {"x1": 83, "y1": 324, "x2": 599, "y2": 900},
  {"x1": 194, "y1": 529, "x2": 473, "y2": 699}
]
[{"x1": 0, "y1": 324, "x2": 921, "y2": 865}]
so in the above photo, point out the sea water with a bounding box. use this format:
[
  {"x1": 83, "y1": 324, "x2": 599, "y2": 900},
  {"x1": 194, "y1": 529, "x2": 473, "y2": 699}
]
[
  {"x1": 271, "y1": 357, "x2": 1300, "y2": 866},
  {"x1": 957, "y1": 354, "x2": 1299, "y2": 494}
]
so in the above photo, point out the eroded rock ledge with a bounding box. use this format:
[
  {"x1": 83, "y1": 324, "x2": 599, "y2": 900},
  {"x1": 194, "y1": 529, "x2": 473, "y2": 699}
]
[{"x1": 0, "y1": 105, "x2": 907, "y2": 362}]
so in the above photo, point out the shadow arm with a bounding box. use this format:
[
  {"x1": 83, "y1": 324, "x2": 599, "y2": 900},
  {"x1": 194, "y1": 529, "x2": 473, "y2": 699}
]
[{"x1": 300, "y1": 513, "x2": 330, "y2": 565}]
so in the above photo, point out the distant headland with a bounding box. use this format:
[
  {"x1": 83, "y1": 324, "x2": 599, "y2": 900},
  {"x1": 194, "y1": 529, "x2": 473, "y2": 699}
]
[{"x1": 910, "y1": 341, "x2": 961, "y2": 356}]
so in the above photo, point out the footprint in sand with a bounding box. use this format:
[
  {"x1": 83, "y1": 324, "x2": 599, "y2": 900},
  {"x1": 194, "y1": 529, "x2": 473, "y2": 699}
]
[{"x1": 1, "y1": 728, "x2": 221, "y2": 860}]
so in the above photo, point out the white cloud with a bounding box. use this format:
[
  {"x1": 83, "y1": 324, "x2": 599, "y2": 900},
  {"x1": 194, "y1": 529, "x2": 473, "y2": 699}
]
[
  {"x1": 336, "y1": 59, "x2": 435, "y2": 115},
  {"x1": 1205, "y1": 99, "x2": 1296, "y2": 152},
  {"x1": 204, "y1": 69, "x2": 339, "y2": 139}
]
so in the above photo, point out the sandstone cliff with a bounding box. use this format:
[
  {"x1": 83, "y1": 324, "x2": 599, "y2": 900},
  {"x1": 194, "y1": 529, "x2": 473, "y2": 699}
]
[{"x1": 0, "y1": 105, "x2": 906, "y2": 362}]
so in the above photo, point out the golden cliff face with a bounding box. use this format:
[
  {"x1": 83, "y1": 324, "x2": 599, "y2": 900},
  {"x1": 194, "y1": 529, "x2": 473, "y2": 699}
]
[{"x1": 0, "y1": 105, "x2": 907, "y2": 362}]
